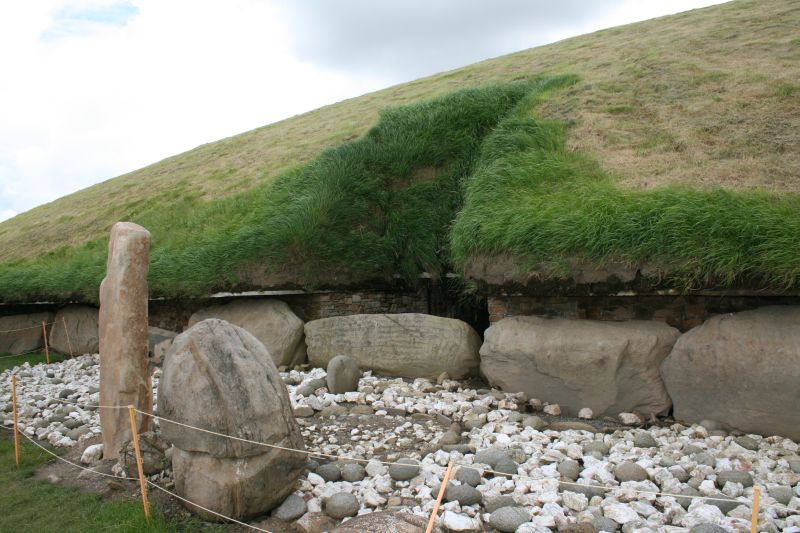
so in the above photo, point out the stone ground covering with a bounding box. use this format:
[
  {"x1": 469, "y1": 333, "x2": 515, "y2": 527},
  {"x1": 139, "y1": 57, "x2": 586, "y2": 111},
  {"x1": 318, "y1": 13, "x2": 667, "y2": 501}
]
[{"x1": 1, "y1": 354, "x2": 799, "y2": 532}]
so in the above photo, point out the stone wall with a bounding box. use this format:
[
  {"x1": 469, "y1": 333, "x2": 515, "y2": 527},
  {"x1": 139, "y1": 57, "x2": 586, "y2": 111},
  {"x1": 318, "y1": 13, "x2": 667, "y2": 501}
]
[
  {"x1": 488, "y1": 294, "x2": 800, "y2": 331},
  {"x1": 148, "y1": 290, "x2": 430, "y2": 332},
  {"x1": 284, "y1": 290, "x2": 429, "y2": 322}
]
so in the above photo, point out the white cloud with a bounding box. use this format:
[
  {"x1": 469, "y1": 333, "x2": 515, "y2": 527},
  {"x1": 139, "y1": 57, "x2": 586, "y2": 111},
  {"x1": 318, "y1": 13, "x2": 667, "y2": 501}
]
[{"x1": 0, "y1": 0, "x2": 725, "y2": 219}]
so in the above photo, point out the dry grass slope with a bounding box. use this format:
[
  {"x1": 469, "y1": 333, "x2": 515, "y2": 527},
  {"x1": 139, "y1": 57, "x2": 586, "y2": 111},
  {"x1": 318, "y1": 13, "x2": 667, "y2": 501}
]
[{"x1": 0, "y1": 0, "x2": 797, "y2": 266}]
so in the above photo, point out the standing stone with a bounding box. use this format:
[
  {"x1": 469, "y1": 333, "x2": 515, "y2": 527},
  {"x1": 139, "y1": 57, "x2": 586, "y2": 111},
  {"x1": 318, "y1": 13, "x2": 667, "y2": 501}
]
[
  {"x1": 99, "y1": 222, "x2": 152, "y2": 460},
  {"x1": 327, "y1": 355, "x2": 361, "y2": 393},
  {"x1": 661, "y1": 306, "x2": 800, "y2": 440},
  {"x1": 480, "y1": 316, "x2": 678, "y2": 417},
  {"x1": 0, "y1": 312, "x2": 53, "y2": 354},
  {"x1": 159, "y1": 319, "x2": 306, "y2": 520},
  {"x1": 50, "y1": 305, "x2": 99, "y2": 355}
]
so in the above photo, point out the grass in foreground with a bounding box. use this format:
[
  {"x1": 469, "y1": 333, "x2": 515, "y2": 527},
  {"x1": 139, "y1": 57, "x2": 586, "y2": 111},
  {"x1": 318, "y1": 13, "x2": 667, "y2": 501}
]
[
  {"x1": 0, "y1": 435, "x2": 219, "y2": 532},
  {"x1": 0, "y1": 352, "x2": 68, "y2": 373}
]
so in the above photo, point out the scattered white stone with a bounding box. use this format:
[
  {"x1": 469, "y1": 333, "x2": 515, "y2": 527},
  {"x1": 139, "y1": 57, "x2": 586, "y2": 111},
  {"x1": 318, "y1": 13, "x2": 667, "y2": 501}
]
[
  {"x1": 80, "y1": 443, "x2": 103, "y2": 464},
  {"x1": 441, "y1": 510, "x2": 481, "y2": 531},
  {"x1": 2, "y1": 353, "x2": 797, "y2": 533},
  {"x1": 543, "y1": 404, "x2": 561, "y2": 416},
  {"x1": 619, "y1": 412, "x2": 643, "y2": 425},
  {"x1": 604, "y1": 503, "x2": 640, "y2": 524},
  {"x1": 562, "y1": 490, "x2": 589, "y2": 512},
  {"x1": 578, "y1": 408, "x2": 594, "y2": 420}
]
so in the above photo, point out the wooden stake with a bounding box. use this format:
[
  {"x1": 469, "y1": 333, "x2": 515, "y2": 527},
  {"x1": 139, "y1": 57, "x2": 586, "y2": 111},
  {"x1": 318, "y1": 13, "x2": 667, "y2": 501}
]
[
  {"x1": 128, "y1": 405, "x2": 150, "y2": 520},
  {"x1": 12, "y1": 374, "x2": 20, "y2": 466},
  {"x1": 751, "y1": 485, "x2": 760, "y2": 533},
  {"x1": 62, "y1": 317, "x2": 74, "y2": 358},
  {"x1": 426, "y1": 460, "x2": 454, "y2": 533},
  {"x1": 41, "y1": 321, "x2": 50, "y2": 364}
]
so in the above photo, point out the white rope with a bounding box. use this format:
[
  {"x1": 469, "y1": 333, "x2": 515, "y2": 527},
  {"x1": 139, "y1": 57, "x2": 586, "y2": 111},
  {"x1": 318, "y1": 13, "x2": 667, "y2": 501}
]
[
  {"x1": 0, "y1": 348, "x2": 49, "y2": 359},
  {"x1": 146, "y1": 481, "x2": 272, "y2": 532},
  {"x1": 8, "y1": 379, "x2": 798, "y2": 517},
  {"x1": 35, "y1": 393, "x2": 127, "y2": 410},
  {"x1": 138, "y1": 410, "x2": 430, "y2": 469},
  {"x1": 1, "y1": 424, "x2": 138, "y2": 481},
  {"x1": 0, "y1": 321, "x2": 57, "y2": 334}
]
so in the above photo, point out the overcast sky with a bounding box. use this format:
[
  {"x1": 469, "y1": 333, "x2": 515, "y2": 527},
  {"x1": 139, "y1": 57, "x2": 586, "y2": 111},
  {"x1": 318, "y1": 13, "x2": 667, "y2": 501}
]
[{"x1": 0, "y1": 0, "x2": 724, "y2": 223}]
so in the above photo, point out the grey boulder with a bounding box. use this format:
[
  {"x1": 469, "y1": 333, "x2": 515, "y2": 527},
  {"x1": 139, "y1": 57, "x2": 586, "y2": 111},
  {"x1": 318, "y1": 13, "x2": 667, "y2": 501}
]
[
  {"x1": 159, "y1": 319, "x2": 306, "y2": 520},
  {"x1": 326, "y1": 355, "x2": 361, "y2": 394},
  {"x1": 51, "y1": 305, "x2": 99, "y2": 355},
  {"x1": 0, "y1": 312, "x2": 53, "y2": 354},
  {"x1": 661, "y1": 306, "x2": 800, "y2": 440},
  {"x1": 305, "y1": 313, "x2": 481, "y2": 380},
  {"x1": 188, "y1": 299, "x2": 307, "y2": 368},
  {"x1": 480, "y1": 316, "x2": 678, "y2": 416},
  {"x1": 489, "y1": 506, "x2": 530, "y2": 532}
]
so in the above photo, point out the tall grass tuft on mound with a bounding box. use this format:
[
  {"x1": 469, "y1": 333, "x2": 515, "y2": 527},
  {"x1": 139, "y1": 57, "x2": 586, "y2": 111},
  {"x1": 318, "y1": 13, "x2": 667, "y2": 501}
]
[
  {"x1": 0, "y1": 74, "x2": 798, "y2": 303},
  {"x1": 451, "y1": 96, "x2": 800, "y2": 289},
  {"x1": 0, "y1": 81, "x2": 543, "y2": 301}
]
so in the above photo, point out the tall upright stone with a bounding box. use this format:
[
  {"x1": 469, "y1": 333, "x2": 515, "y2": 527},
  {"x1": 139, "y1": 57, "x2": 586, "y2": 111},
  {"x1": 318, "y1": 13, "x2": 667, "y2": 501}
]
[{"x1": 99, "y1": 222, "x2": 152, "y2": 459}]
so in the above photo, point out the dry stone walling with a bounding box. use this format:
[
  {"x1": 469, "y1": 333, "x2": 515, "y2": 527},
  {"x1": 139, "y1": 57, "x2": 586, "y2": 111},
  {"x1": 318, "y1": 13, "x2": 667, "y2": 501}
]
[
  {"x1": 99, "y1": 222, "x2": 152, "y2": 460},
  {"x1": 158, "y1": 318, "x2": 306, "y2": 521}
]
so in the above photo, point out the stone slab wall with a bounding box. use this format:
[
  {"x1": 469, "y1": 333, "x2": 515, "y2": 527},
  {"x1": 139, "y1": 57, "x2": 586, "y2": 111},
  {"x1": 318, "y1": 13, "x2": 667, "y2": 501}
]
[
  {"x1": 147, "y1": 290, "x2": 430, "y2": 332},
  {"x1": 488, "y1": 294, "x2": 800, "y2": 331},
  {"x1": 285, "y1": 290, "x2": 429, "y2": 322}
]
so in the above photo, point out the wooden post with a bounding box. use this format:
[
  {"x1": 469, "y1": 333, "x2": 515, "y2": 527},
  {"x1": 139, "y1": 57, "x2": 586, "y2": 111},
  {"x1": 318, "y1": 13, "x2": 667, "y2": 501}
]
[
  {"x1": 750, "y1": 485, "x2": 760, "y2": 533},
  {"x1": 426, "y1": 460, "x2": 454, "y2": 533},
  {"x1": 12, "y1": 374, "x2": 20, "y2": 466},
  {"x1": 41, "y1": 321, "x2": 50, "y2": 364},
  {"x1": 128, "y1": 406, "x2": 150, "y2": 519},
  {"x1": 62, "y1": 317, "x2": 74, "y2": 358}
]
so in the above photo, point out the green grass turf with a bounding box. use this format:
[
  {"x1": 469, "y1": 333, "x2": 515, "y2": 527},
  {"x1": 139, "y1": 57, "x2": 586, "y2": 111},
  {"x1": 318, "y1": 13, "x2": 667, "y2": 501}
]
[
  {"x1": 0, "y1": 352, "x2": 68, "y2": 373},
  {"x1": 0, "y1": 433, "x2": 222, "y2": 532},
  {"x1": 451, "y1": 90, "x2": 800, "y2": 289}
]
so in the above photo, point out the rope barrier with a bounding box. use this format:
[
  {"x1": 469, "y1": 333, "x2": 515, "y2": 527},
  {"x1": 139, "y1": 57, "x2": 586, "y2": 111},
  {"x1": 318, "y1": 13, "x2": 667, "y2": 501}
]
[
  {"x1": 0, "y1": 424, "x2": 138, "y2": 481},
  {"x1": 0, "y1": 350, "x2": 40, "y2": 360},
  {"x1": 34, "y1": 393, "x2": 126, "y2": 411},
  {"x1": 138, "y1": 409, "x2": 435, "y2": 469},
  {"x1": 145, "y1": 481, "x2": 272, "y2": 532},
  {"x1": 0, "y1": 425, "x2": 273, "y2": 532},
  {"x1": 5, "y1": 381, "x2": 798, "y2": 524},
  {"x1": 0, "y1": 321, "x2": 58, "y2": 334}
]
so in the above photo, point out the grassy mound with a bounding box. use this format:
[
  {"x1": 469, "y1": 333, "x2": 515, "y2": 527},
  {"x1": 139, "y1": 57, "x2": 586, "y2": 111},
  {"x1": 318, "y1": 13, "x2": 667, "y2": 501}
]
[
  {"x1": 451, "y1": 93, "x2": 800, "y2": 289},
  {"x1": 0, "y1": 82, "x2": 535, "y2": 301},
  {"x1": 1, "y1": 0, "x2": 799, "y2": 301}
]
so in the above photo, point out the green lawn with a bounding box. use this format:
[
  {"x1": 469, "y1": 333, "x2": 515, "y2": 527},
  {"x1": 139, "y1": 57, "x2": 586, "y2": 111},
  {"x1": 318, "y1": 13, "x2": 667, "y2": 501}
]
[
  {"x1": 0, "y1": 352, "x2": 68, "y2": 373},
  {"x1": 0, "y1": 434, "x2": 223, "y2": 532}
]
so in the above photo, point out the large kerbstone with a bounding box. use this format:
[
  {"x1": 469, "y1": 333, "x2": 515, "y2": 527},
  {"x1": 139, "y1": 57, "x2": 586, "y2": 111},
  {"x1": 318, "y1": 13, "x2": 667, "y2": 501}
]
[
  {"x1": 661, "y1": 306, "x2": 800, "y2": 440},
  {"x1": 99, "y1": 222, "x2": 152, "y2": 459},
  {"x1": 0, "y1": 312, "x2": 53, "y2": 354},
  {"x1": 480, "y1": 316, "x2": 678, "y2": 417},
  {"x1": 147, "y1": 327, "x2": 177, "y2": 357},
  {"x1": 160, "y1": 318, "x2": 306, "y2": 520},
  {"x1": 159, "y1": 319, "x2": 306, "y2": 457},
  {"x1": 305, "y1": 313, "x2": 481, "y2": 380},
  {"x1": 188, "y1": 299, "x2": 306, "y2": 368},
  {"x1": 173, "y1": 447, "x2": 303, "y2": 521},
  {"x1": 50, "y1": 305, "x2": 99, "y2": 355}
]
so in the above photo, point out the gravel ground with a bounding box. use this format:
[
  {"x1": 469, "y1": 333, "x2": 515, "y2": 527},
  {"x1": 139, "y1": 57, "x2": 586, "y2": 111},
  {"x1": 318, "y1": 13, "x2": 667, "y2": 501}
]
[{"x1": 2, "y1": 354, "x2": 799, "y2": 532}]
